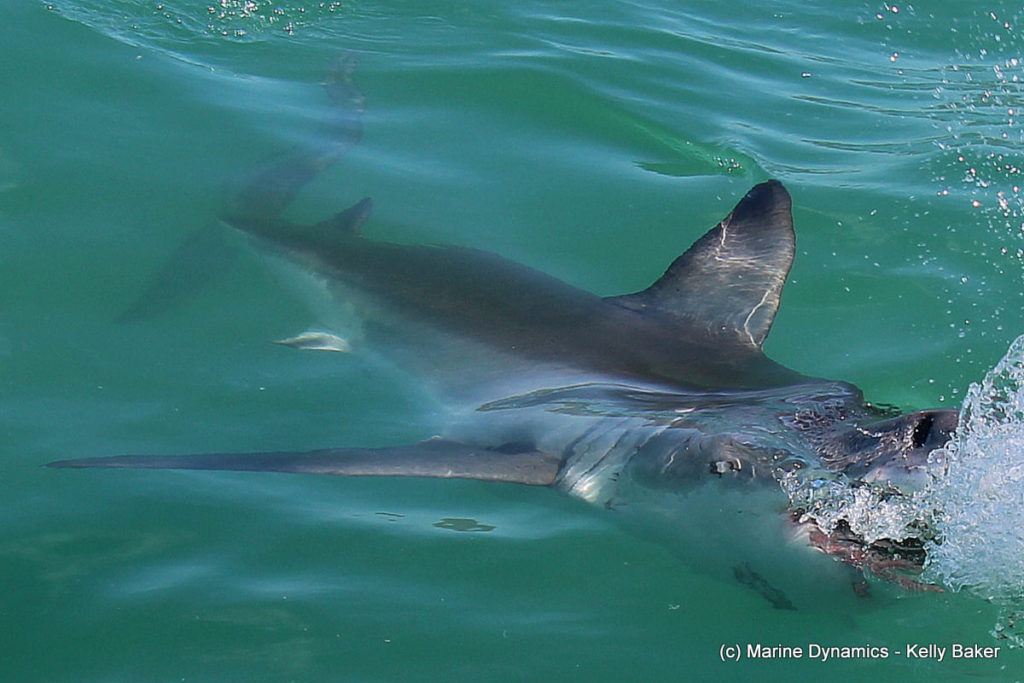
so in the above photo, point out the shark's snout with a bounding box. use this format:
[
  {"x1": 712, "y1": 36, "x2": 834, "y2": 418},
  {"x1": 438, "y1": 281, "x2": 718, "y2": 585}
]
[
  {"x1": 908, "y1": 408, "x2": 958, "y2": 452},
  {"x1": 855, "y1": 408, "x2": 959, "y2": 489}
]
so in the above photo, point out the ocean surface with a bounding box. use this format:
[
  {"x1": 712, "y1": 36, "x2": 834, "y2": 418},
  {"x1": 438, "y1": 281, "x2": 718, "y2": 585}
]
[{"x1": 4, "y1": 1, "x2": 1024, "y2": 680}]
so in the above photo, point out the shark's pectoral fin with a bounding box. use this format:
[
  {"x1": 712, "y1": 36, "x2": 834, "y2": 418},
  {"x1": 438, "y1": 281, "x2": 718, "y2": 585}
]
[
  {"x1": 608, "y1": 180, "x2": 794, "y2": 349},
  {"x1": 46, "y1": 438, "x2": 562, "y2": 486}
]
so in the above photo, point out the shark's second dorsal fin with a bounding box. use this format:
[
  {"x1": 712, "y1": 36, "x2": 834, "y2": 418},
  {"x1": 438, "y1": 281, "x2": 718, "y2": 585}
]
[
  {"x1": 609, "y1": 180, "x2": 795, "y2": 349},
  {"x1": 311, "y1": 196, "x2": 373, "y2": 238}
]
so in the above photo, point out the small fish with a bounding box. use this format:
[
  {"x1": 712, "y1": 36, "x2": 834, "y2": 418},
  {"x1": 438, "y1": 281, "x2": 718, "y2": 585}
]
[{"x1": 272, "y1": 330, "x2": 350, "y2": 353}]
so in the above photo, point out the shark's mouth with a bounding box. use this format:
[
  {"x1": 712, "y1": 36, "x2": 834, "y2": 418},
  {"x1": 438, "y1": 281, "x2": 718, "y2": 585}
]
[
  {"x1": 781, "y1": 463, "x2": 947, "y2": 592},
  {"x1": 775, "y1": 403, "x2": 958, "y2": 593},
  {"x1": 790, "y1": 511, "x2": 941, "y2": 592}
]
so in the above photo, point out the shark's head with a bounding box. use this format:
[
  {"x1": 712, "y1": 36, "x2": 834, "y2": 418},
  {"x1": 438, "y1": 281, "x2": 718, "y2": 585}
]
[{"x1": 782, "y1": 406, "x2": 959, "y2": 590}]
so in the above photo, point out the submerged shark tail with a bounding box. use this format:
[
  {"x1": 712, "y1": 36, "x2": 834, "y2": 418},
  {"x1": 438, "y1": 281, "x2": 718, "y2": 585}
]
[
  {"x1": 224, "y1": 54, "x2": 366, "y2": 223},
  {"x1": 119, "y1": 55, "x2": 366, "y2": 322},
  {"x1": 46, "y1": 438, "x2": 562, "y2": 486}
]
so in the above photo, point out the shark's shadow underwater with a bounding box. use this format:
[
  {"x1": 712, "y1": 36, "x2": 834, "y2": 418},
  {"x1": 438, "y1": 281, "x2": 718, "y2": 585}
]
[{"x1": 50, "y1": 59, "x2": 960, "y2": 607}]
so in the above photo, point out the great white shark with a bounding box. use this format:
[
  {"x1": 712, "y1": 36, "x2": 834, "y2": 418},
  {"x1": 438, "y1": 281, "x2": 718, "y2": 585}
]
[{"x1": 50, "y1": 59, "x2": 959, "y2": 603}]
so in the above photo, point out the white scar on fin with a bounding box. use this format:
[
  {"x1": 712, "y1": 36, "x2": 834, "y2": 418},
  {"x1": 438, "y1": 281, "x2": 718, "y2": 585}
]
[{"x1": 272, "y1": 329, "x2": 351, "y2": 353}]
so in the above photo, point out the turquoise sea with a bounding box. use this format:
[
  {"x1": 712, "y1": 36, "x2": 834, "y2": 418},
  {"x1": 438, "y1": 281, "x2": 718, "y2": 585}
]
[{"x1": 5, "y1": 1, "x2": 1024, "y2": 680}]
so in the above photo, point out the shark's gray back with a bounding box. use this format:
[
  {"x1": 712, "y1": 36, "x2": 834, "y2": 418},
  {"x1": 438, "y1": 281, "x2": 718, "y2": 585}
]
[{"x1": 235, "y1": 181, "x2": 810, "y2": 403}]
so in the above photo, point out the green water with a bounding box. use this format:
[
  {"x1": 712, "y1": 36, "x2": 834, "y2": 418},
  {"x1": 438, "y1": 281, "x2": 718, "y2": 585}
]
[{"x1": 4, "y1": 1, "x2": 1024, "y2": 680}]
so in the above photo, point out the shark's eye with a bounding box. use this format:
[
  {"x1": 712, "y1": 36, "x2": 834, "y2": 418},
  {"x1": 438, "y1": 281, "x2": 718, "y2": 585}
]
[{"x1": 709, "y1": 459, "x2": 741, "y2": 476}]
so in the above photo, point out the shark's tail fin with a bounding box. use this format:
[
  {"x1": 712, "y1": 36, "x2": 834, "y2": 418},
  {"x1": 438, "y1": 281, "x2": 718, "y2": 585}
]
[
  {"x1": 119, "y1": 55, "x2": 366, "y2": 322},
  {"x1": 224, "y1": 54, "x2": 365, "y2": 225},
  {"x1": 46, "y1": 438, "x2": 562, "y2": 487}
]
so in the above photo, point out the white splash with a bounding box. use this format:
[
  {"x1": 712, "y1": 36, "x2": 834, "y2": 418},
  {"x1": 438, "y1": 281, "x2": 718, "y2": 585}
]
[
  {"x1": 783, "y1": 334, "x2": 1024, "y2": 643},
  {"x1": 921, "y1": 334, "x2": 1024, "y2": 642},
  {"x1": 783, "y1": 473, "x2": 936, "y2": 548}
]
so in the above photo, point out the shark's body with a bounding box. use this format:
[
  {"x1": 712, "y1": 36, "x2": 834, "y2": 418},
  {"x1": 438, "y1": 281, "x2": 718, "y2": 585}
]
[{"x1": 50, "y1": 60, "x2": 958, "y2": 599}]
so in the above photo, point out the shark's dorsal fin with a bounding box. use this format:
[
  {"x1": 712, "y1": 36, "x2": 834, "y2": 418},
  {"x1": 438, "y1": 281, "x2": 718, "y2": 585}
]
[
  {"x1": 311, "y1": 196, "x2": 373, "y2": 238},
  {"x1": 609, "y1": 180, "x2": 794, "y2": 349}
]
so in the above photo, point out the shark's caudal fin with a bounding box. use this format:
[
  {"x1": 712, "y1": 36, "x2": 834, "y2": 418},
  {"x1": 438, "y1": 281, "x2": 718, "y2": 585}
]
[
  {"x1": 223, "y1": 55, "x2": 365, "y2": 223},
  {"x1": 118, "y1": 56, "x2": 366, "y2": 322},
  {"x1": 609, "y1": 180, "x2": 794, "y2": 349},
  {"x1": 46, "y1": 439, "x2": 562, "y2": 486}
]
